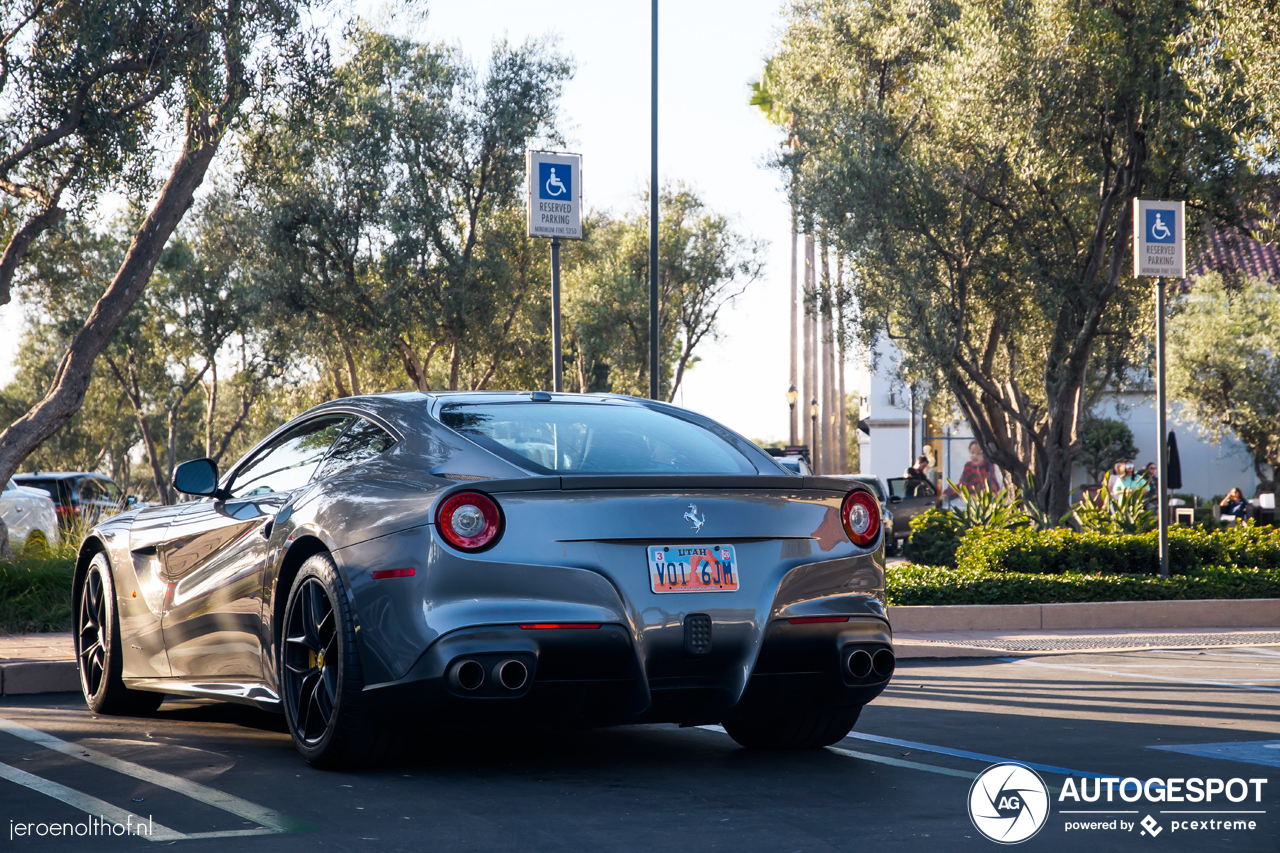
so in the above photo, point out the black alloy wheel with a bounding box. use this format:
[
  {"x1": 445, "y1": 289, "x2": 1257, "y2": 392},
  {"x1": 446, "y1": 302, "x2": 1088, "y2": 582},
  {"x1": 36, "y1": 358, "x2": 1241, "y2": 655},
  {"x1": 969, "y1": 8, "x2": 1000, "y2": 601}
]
[
  {"x1": 279, "y1": 553, "x2": 403, "y2": 768},
  {"x1": 283, "y1": 576, "x2": 340, "y2": 745},
  {"x1": 77, "y1": 553, "x2": 164, "y2": 715}
]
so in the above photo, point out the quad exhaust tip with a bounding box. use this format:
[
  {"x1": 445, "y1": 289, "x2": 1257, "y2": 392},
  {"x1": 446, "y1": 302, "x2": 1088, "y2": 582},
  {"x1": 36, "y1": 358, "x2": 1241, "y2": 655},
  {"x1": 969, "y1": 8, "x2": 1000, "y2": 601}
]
[
  {"x1": 872, "y1": 649, "x2": 896, "y2": 678},
  {"x1": 495, "y1": 659, "x2": 529, "y2": 691},
  {"x1": 450, "y1": 659, "x2": 485, "y2": 691},
  {"x1": 847, "y1": 649, "x2": 873, "y2": 679}
]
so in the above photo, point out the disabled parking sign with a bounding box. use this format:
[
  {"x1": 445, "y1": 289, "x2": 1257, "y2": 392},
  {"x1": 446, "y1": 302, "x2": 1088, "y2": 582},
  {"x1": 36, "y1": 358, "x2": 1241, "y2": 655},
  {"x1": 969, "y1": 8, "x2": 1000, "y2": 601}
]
[
  {"x1": 1133, "y1": 199, "x2": 1184, "y2": 277},
  {"x1": 527, "y1": 151, "x2": 582, "y2": 239}
]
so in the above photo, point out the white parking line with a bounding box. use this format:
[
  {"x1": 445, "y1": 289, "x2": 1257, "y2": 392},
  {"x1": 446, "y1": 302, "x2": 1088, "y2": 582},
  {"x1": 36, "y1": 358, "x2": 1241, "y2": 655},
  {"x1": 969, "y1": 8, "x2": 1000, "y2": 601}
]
[
  {"x1": 0, "y1": 761, "x2": 184, "y2": 842},
  {"x1": 0, "y1": 714, "x2": 295, "y2": 840},
  {"x1": 1000, "y1": 658, "x2": 1280, "y2": 693}
]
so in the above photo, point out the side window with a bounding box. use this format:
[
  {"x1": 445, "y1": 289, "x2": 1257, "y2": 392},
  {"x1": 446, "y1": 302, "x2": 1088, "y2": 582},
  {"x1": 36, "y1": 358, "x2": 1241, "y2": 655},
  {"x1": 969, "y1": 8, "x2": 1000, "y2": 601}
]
[
  {"x1": 316, "y1": 419, "x2": 396, "y2": 479},
  {"x1": 228, "y1": 417, "x2": 352, "y2": 498},
  {"x1": 77, "y1": 479, "x2": 104, "y2": 503}
]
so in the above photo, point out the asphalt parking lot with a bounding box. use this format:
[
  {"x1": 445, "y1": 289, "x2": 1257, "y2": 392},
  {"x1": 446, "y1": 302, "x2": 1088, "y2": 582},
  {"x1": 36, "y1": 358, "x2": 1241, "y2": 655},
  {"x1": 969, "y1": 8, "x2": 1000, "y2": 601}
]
[{"x1": 1, "y1": 648, "x2": 1277, "y2": 852}]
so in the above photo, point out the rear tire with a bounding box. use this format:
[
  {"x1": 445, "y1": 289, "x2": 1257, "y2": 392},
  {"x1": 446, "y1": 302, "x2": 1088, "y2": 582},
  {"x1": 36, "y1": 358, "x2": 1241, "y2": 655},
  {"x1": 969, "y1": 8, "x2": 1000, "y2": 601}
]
[
  {"x1": 280, "y1": 553, "x2": 403, "y2": 768},
  {"x1": 723, "y1": 705, "x2": 862, "y2": 750},
  {"x1": 77, "y1": 553, "x2": 165, "y2": 715}
]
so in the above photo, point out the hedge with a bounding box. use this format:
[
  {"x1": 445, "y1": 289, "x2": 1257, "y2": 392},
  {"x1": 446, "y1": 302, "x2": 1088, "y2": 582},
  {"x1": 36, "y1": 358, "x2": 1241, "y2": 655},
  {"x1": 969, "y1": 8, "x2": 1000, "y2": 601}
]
[
  {"x1": 957, "y1": 524, "x2": 1280, "y2": 575},
  {"x1": 0, "y1": 555, "x2": 76, "y2": 634},
  {"x1": 886, "y1": 564, "x2": 1280, "y2": 606}
]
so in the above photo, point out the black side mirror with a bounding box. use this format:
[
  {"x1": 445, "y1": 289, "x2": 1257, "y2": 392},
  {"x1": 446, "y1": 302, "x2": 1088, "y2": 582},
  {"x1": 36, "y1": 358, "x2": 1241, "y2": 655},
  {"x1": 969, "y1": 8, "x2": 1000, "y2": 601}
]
[{"x1": 172, "y1": 458, "x2": 222, "y2": 497}]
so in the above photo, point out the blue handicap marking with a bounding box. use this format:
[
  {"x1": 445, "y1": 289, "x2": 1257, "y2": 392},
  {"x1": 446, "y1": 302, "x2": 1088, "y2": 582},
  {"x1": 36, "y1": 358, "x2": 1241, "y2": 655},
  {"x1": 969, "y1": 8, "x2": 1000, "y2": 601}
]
[
  {"x1": 1146, "y1": 208, "x2": 1175, "y2": 244},
  {"x1": 539, "y1": 162, "x2": 571, "y2": 200},
  {"x1": 1149, "y1": 740, "x2": 1280, "y2": 769}
]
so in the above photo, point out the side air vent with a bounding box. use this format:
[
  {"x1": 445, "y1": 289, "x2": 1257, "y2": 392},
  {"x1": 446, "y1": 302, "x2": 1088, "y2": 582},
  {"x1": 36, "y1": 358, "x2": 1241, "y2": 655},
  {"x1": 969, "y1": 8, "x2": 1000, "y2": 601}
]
[{"x1": 684, "y1": 613, "x2": 712, "y2": 656}]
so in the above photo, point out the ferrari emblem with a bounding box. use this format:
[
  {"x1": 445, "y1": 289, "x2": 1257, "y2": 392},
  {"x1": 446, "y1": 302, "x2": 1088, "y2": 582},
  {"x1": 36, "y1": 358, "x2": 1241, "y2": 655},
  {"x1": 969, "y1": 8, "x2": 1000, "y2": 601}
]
[{"x1": 684, "y1": 504, "x2": 705, "y2": 533}]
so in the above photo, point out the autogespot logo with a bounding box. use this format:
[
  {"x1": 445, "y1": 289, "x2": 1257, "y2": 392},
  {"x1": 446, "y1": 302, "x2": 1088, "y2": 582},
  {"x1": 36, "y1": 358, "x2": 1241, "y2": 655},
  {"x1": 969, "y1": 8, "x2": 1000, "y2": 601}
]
[{"x1": 969, "y1": 763, "x2": 1051, "y2": 844}]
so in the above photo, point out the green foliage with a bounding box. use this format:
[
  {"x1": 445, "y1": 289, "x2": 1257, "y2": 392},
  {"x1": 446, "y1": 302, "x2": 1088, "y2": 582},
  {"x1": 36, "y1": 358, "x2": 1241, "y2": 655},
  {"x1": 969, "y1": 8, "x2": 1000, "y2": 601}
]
[
  {"x1": 901, "y1": 508, "x2": 966, "y2": 568},
  {"x1": 765, "y1": 0, "x2": 1280, "y2": 519},
  {"x1": 1072, "y1": 474, "x2": 1156, "y2": 535},
  {"x1": 956, "y1": 523, "x2": 1280, "y2": 576},
  {"x1": 0, "y1": 554, "x2": 75, "y2": 634},
  {"x1": 886, "y1": 564, "x2": 1280, "y2": 606},
  {"x1": 1168, "y1": 273, "x2": 1280, "y2": 486},
  {"x1": 1078, "y1": 417, "x2": 1139, "y2": 485}
]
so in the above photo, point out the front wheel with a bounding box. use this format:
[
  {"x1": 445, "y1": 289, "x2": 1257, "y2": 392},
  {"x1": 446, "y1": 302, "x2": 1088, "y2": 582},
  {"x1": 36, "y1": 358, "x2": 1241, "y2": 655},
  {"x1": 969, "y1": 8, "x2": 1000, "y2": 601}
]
[
  {"x1": 723, "y1": 705, "x2": 862, "y2": 750},
  {"x1": 280, "y1": 553, "x2": 402, "y2": 768},
  {"x1": 77, "y1": 553, "x2": 164, "y2": 715}
]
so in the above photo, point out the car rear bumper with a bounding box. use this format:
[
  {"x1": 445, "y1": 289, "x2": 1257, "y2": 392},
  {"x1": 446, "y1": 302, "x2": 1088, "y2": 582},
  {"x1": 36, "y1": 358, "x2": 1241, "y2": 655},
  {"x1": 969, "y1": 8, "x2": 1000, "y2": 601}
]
[{"x1": 361, "y1": 615, "x2": 893, "y2": 728}]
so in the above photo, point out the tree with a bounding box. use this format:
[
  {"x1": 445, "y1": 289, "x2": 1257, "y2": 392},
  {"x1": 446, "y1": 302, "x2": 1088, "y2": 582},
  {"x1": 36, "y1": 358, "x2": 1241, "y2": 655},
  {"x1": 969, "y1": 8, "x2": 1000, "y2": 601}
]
[
  {"x1": 1168, "y1": 273, "x2": 1280, "y2": 490},
  {"x1": 242, "y1": 23, "x2": 571, "y2": 394},
  {"x1": 0, "y1": 0, "x2": 313, "y2": 556},
  {"x1": 565, "y1": 184, "x2": 763, "y2": 400},
  {"x1": 765, "y1": 0, "x2": 1278, "y2": 517},
  {"x1": 1078, "y1": 416, "x2": 1139, "y2": 485}
]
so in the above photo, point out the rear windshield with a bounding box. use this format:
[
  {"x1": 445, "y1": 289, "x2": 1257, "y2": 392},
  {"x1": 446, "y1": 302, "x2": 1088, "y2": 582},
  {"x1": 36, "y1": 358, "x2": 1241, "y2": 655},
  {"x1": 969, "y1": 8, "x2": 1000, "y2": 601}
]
[
  {"x1": 16, "y1": 479, "x2": 63, "y2": 503},
  {"x1": 439, "y1": 402, "x2": 760, "y2": 475}
]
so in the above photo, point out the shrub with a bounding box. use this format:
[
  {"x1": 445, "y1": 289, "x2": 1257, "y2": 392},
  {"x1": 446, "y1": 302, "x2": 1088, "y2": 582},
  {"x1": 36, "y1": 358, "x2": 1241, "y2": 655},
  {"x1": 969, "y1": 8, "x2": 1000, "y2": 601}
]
[
  {"x1": 901, "y1": 508, "x2": 966, "y2": 568},
  {"x1": 886, "y1": 564, "x2": 1280, "y2": 606},
  {"x1": 0, "y1": 553, "x2": 76, "y2": 633},
  {"x1": 956, "y1": 523, "x2": 1280, "y2": 575}
]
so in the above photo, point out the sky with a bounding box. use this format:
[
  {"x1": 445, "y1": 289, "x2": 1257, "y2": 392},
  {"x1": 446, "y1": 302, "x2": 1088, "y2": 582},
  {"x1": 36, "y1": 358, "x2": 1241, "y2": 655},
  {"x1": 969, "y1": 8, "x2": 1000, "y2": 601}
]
[{"x1": 0, "y1": 0, "x2": 811, "y2": 445}]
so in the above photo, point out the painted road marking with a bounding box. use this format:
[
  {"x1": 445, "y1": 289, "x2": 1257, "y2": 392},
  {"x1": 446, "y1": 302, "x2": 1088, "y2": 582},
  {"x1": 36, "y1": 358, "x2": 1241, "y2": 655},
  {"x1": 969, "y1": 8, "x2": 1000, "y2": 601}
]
[
  {"x1": 0, "y1": 761, "x2": 184, "y2": 842},
  {"x1": 0, "y1": 714, "x2": 297, "y2": 839},
  {"x1": 824, "y1": 746, "x2": 978, "y2": 779},
  {"x1": 845, "y1": 732, "x2": 1112, "y2": 780},
  {"x1": 999, "y1": 657, "x2": 1280, "y2": 693},
  {"x1": 1150, "y1": 740, "x2": 1280, "y2": 770}
]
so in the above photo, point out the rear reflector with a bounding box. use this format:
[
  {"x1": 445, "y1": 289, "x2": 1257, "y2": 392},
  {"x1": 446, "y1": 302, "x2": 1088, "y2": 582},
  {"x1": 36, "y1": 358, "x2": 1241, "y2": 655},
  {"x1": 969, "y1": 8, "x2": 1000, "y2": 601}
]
[
  {"x1": 370, "y1": 568, "x2": 416, "y2": 580},
  {"x1": 519, "y1": 623, "x2": 602, "y2": 630},
  {"x1": 787, "y1": 616, "x2": 851, "y2": 625}
]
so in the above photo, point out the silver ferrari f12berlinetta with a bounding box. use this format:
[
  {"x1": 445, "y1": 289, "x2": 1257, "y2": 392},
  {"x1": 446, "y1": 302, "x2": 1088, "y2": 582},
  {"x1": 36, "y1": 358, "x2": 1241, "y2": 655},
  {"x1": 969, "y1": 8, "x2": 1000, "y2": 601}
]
[{"x1": 75, "y1": 392, "x2": 894, "y2": 766}]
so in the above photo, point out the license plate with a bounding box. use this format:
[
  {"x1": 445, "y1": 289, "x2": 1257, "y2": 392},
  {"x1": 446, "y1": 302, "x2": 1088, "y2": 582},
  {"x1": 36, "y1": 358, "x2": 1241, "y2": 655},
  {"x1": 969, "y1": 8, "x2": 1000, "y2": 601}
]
[{"x1": 648, "y1": 545, "x2": 738, "y2": 594}]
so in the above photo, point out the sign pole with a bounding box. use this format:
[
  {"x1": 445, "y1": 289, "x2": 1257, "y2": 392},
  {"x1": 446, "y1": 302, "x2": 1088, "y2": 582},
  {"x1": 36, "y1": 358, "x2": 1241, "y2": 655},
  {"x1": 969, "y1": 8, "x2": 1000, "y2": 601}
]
[
  {"x1": 1133, "y1": 197, "x2": 1182, "y2": 578},
  {"x1": 551, "y1": 237, "x2": 562, "y2": 393},
  {"x1": 649, "y1": 0, "x2": 659, "y2": 401},
  {"x1": 1155, "y1": 275, "x2": 1169, "y2": 577}
]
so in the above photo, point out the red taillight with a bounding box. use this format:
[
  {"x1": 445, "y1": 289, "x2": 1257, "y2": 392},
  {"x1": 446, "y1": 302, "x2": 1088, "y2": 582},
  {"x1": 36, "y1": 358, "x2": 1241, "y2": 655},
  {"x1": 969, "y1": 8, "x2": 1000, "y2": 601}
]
[
  {"x1": 519, "y1": 623, "x2": 602, "y2": 630},
  {"x1": 56, "y1": 505, "x2": 78, "y2": 517},
  {"x1": 787, "y1": 616, "x2": 851, "y2": 625},
  {"x1": 841, "y1": 488, "x2": 881, "y2": 547},
  {"x1": 370, "y1": 568, "x2": 416, "y2": 580},
  {"x1": 435, "y1": 491, "x2": 503, "y2": 551}
]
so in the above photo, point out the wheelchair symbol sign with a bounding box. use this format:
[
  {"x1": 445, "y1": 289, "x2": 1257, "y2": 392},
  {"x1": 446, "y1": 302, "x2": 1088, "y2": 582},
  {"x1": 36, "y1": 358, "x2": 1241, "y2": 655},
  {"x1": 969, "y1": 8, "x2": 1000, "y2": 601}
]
[
  {"x1": 1146, "y1": 209, "x2": 1175, "y2": 244},
  {"x1": 539, "y1": 163, "x2": 572, "y2": 200}
]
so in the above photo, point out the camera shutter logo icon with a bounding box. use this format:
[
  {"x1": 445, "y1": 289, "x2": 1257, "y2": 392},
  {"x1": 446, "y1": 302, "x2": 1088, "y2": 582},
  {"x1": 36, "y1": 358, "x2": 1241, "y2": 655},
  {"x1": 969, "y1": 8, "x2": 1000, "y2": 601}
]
[{"x1": 968, "y1": 763, "x2": 1050, "y2": 844}]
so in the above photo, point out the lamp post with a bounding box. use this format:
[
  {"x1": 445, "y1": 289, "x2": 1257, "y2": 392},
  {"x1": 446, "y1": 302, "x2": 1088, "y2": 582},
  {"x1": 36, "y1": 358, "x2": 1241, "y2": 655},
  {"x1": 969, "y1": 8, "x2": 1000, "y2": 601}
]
[
  {"x1": 786, "y1": 384, "x2": 798, "y2": 447},
  {"x1": 810, "y1": 398, "x2": 820, "y2": 473}
]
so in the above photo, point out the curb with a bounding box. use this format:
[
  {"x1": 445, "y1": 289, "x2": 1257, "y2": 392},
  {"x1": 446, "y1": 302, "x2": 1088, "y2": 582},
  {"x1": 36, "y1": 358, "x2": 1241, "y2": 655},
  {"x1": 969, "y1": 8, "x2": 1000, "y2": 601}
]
[
  {"x1": 0, "y1": 661, "x2": 79, "y2": 695},
  {"x1": 887, "y1": 598, "x2": 1280, "y2": 633}
]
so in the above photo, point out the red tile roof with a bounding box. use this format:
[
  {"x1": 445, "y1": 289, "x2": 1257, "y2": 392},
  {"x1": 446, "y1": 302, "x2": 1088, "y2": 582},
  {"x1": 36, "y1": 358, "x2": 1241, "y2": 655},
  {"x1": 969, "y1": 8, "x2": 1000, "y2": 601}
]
[{"x1": 1184, "y1": 227, "x2": 1280, "y2": 285}]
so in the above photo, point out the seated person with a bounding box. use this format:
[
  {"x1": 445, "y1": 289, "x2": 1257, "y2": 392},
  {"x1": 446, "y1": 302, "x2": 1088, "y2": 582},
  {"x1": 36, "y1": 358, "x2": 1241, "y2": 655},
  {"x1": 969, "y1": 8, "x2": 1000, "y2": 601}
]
[
  {"x1": 1219, "y1": 488, "x2": 1250, "y2": 522},
  {"x1": 904, "y1": 456, "x2": 929, "y2": 496}
]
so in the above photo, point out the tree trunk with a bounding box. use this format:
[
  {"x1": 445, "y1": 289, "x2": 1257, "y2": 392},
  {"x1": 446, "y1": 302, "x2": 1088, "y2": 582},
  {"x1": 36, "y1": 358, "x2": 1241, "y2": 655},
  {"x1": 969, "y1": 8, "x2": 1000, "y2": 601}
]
[
  {"x1": 204, "y1": 360, "x2": 218, "y2": 458},
  {"x1": 448, "y1": 343, "x2": 460, "y2": 391},
  {"x1": 0, "y1": 92, "x2": 242, "y2": 538}
]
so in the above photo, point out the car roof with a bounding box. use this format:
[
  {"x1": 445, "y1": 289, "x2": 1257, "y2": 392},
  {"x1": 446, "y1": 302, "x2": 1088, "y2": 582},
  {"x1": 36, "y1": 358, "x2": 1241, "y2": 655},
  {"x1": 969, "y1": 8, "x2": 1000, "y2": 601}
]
[{"x1": 14, "y1": 472, "x2": 113, "y2": 481}]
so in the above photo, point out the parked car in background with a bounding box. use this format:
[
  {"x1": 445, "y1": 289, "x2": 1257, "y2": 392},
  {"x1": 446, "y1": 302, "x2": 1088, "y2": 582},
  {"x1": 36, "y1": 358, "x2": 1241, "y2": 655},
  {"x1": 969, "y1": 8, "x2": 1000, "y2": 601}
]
[
  {"x1": 883, "y1": 476, "x2": 941, "y2": 551},
  {"x1": 766, "y1": 449, "x2": 813, "y2": 475},
  {"x1": 12, "y1": 472, "x2": 133, "y2": 525},
  {"x1": 0, "y1": 479, "x2": 60, "y2": 554}
]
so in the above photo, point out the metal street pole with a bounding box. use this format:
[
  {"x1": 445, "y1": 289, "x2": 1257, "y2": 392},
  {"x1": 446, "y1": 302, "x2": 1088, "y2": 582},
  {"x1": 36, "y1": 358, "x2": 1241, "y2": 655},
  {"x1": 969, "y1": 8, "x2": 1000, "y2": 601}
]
[
  {"x1": 648, "y1": 0, "x2": 659, "y2": 401},
  {"x1": 1156, "y1": 275, "x2": 1169, "y2": 577},
  {"x1": 551, "y1": 237, "x2": 562, "y2": 393}
]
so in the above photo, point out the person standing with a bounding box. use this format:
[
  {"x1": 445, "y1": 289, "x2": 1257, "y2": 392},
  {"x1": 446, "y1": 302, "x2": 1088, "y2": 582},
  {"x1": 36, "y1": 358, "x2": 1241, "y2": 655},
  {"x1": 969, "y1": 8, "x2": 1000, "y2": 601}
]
[{"x1": 946, "y1": 441, "x2": 999, "y2": 498}]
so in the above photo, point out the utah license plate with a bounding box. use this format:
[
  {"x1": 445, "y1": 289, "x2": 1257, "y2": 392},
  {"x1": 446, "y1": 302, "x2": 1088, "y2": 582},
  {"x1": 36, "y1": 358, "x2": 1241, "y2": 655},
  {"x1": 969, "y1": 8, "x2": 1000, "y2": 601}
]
[{"x1": 648, "y1": 545, "x2": 738, "y2": 594}]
